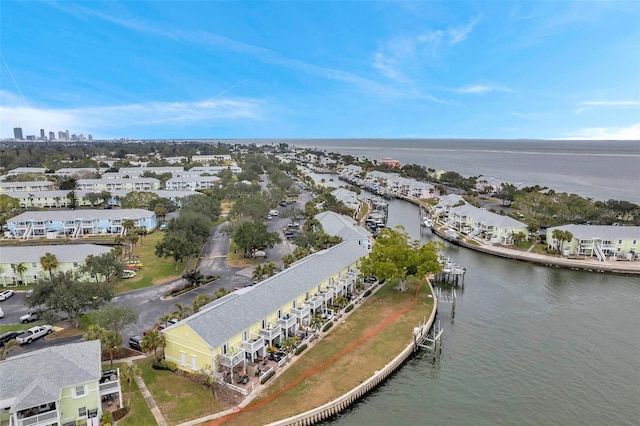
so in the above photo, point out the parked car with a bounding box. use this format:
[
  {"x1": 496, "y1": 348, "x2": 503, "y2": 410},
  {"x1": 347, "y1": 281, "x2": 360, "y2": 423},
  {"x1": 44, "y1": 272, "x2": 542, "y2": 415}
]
[
  {"x1": 252, "y1": 250, "x2": 267, "y2": 258},
  {"x1": 157, "y1": 318, "x2": 178, "y2": 331},
  {"x1": 0, "y1": 307, "x2": 4, "y2": 318},
  {"x1": 129, "y1": 335, "x2": 142, "y2": 351},
  {"x1": 0, "y1": 331, "x2": 21, "y2": 348},
  {"x1": 126, "y1": 259, "x2": 144, "y2": 268},
  {"x1": 121, "y1": 270, "x2": 137, "y2": 279},
  {"x1": 0, "y1": 290, "x2": 14, "y2": 301},
  {"x1": 159, "y1": 223, "x2": 168, "y2": 230},
  {"x1": 20, "y1": 310, "x2": 41, "y2": 324},
  {"x1": 16, "y1": 325, "x2": 53, "y2": 344},
  {"x1": 269, "y1": 209, "x2": 279, "y2": 216}
]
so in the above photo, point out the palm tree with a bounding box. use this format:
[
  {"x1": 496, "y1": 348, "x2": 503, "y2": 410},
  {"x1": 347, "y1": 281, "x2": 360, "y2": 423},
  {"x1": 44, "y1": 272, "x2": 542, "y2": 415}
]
[
  {"x1": 123, "y1": 219, "x2": 135, "y2": 235},
  {"x1": 215, "y1": 288, "x2": 230, "y2": 299},
  {"x1": 263, "y1": 262, "x2": 277, "y2": 277},
  {"x1": 85, "y1": 325, "x2": 122, "y2": 368},
  {"x1": 310, "y1": 314, "x2": 324, "y2": 332},
  {"x1": 192, "y1": 294, "x2": 212, "y2": 313},
  {"x1": 121, "y1": 363, "x2": 141, "y2": 408},
  {"x1": 141, "y1": 329, "x2": 165, "y2": 361},
  {"x1": 13, "y1": 262, "x2": 27, "y2": 285},
  {"x1": 251, "y1": 265, "x2": 264, "y2": 282},
  {"x1": 172, "y1": 303, "x2": 192, "y2": 320},
  {"x1": 40, "y1": 252, "x2": 58, "y2": 278},
  {"x1": 0, "y1": 338, "x2": 21, "y2": 360},
  {"x1": 335, "y1": 295, "x2": 348, "y2": 310}
]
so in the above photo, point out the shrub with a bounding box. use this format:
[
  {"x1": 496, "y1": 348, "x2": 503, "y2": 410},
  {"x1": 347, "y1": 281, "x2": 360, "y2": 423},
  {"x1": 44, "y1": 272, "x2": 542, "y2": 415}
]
[
  {"x1": 345, "y1": 304, "x2": 354, "y2": 313},
  {"x1": 295, "y1": 343, "x2": 308, "y2": 355},
  {"x1": 322, "y1": 321, "x2": 333, "y2": 332},
  {"x1": 260, "y1": 369, "x2": 275, "y2": 384},
  {"x1": 152, "y1": 360, "x2": 172, "y2": 370},
  {"x1": 101, "y1": 411, "x2": 113, "y2": 426},
  {"x1": 165, "y1": 360, "x2": 178, "y2": 371},
  {"x1": 363, "y1": 289, "x2": 372, "y2": 297},
  {"x1": 111, "y1": 407, "x2": 129, "y2": 421}
]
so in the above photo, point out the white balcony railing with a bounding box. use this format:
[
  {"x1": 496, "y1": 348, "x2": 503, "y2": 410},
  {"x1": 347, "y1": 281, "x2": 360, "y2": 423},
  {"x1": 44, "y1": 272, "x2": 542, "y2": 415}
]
[
  {"x1": 292, "y1": 304, "x2": 310, "y2": 319},
  {"x1": 18, "y1": 409, "x2": 58, "y2": 426},
  {"x1": 259, "y1": 324, "x2": 281, "y2": 342},
  {"x1": 243, "y1": 334, "x2": 265, "y2": 353},
  {"x1": 307, "y1": 296, "x2": 322, "y2": 310},
  {"x1": 278, "y1": 314, "x2": 297, "y2": 330},
  {"x1": 220, "y1": 349, "x2": 245, "y2": 368},
  {"x1": 99, "y1": 380, "x2": 120, "y2": 395}
]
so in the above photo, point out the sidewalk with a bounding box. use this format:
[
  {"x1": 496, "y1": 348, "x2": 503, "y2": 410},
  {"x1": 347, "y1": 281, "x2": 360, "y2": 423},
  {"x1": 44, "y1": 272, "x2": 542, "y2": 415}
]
[{"x1": 102, "y1": 355, "x2": 168, "y2": 426}]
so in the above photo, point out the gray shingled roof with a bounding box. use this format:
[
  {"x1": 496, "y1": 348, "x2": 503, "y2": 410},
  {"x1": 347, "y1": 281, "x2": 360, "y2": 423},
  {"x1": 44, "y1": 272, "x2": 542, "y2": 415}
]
[
  {"x1": 0, "y1": 340, "x2": 101, "y2": 411},
  {"x1": 0, "y1": 244, "x2": 112, "y2": 264},
  {"x1": 8, "y1": 209, "x2": 154, "y2": 222},
  {"x1": 438, "y1": 193, "x2": 465, "y2": 207},
  {"x1": 169, "y1": 240, "x2": 369, "y2": 349},
  {"x1": 548, "y1": 224, "x2": 640, "y2": 240},
  {"x1": 315, "y1": 211, "x2": 372, "y2": 241},
  {"x1": 450, "y1": 203, "x2": 526, "y2": 228}
]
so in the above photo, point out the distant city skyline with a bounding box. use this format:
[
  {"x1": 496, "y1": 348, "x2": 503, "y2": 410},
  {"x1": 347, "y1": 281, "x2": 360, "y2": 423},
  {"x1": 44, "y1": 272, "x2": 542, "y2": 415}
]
[
  {"x1": 1, "y1": 1, "x2": 639, "y2": 140},
  {"x1": 10, "y1": 126, "x2": 92, "y2": 142}
]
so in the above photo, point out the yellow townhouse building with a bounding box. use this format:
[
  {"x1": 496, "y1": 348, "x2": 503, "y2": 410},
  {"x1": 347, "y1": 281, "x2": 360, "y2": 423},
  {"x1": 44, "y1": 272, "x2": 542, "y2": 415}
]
[{"x1": 162, "y1": 240, "x2": 369, "y2": 378}]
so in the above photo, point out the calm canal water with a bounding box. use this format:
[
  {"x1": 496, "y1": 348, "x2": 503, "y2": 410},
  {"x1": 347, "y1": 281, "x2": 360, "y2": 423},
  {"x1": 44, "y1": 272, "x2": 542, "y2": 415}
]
[{"x1": 323, "y1": 193, "x2": 640, "y2": 426}]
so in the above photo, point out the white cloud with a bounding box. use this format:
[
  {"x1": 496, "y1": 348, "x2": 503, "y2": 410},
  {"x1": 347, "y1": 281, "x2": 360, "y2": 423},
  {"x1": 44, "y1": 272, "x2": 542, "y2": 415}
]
[
  {"x1": 563, "y1": 123, "x2": 640, "y2": 140},
  {"x1": 455, "y1": 84, "x2": 512, "y2": 94},
  {"x1": 574, "y1": 100, "x2": 639, "y2": 114},
  {"x1": 448, "y1": 15, "x2": 482, "y2": 45},
  {"x1": 0, "y1": 90, "x2": 264, "y2": 139}
]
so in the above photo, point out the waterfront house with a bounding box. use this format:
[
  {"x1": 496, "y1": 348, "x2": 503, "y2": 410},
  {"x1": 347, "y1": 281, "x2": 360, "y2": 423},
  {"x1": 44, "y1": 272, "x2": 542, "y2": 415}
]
[
  {"x1": 330, "y1": 188, "x2": 361, "y2": 211},
  {"x1": 315, "y1": 211, "x2": 373, "y2": 249},
  {"x1": 447, "y1": 203, "x2": 528, "y2": 244},
  {"x1": 6, "y1": 209, "x2": 156, "y2": 239},
  {"x1": 118, "y1": 166, "x2": 185, "y2": 177},
  {"x1": 387, "y1": 176, "x2": 437, "y2": 200},
  {"x1": 163, "y1": 240, "x2": 369, "y2": 377},
  {"x1": 0, "y1": 340, "x2": 122, "y2": 426},
  {"x1": 434, "y1": 194, "x2": 466, "y2": 217},
  {"x1": 0, "y1": 181, "x2": 55, "y2": 193},
  {"x1": 379, "y1": 158, "x2": 401, "y2": 168},
  {"x1": 0, "y1": 244, "x2": 112, "y2": 286},
  {"x1": 546, "y1": 225, "x2": 640, "y2": 260},
  {"x1": 338, "y1": 164, "x2": 363, "y2": 181}
]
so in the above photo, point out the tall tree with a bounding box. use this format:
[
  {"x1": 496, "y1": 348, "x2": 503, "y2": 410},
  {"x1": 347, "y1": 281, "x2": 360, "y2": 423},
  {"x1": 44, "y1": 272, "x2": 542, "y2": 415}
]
[
  {"x1": 121, "y1": 363, "x2": 141, "y2": 408},
  {"x1": 155, "y1": 235, "x2": 198, "y2": 267},
  {"x1": 0, "y1": 338, "x2": 21, "y2": 360},
  {"x1": 40, "y1": 252, "x2": 58, "y2": 277},
  {"x1": 92, "y1": 305, "x2": 139, "y2": 334},
  {"x1": 141, "y1": 329, "x2": 165, "y2": 361},
  {"x1": 172, "y1": 303, "x2": 192, "y2": 320},
  {"x1": 81, "y1": 252, "x2": 123, "y2": 282},
  {"x1": 85, "y1": 325, "x2": 122, "y2": 368},
  {"x1": 28, "y1": 271, "x2": 112, "y2": 327},
  {"x1": 360, "y1": 227, "x2": 442, "y2": 292},
  {"x1": 13, "y1": 262, "x2": 27, "y2": 285},
  {"x1": 232, "y1": 221, "x2": 281, "y2": 257},
  {"x1": 192, "y1": 294, "x2": 212, "y2": 313}
]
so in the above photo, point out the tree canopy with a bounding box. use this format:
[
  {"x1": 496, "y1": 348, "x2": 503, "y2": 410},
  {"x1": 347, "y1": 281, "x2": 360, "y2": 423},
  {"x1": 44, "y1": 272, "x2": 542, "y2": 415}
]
[
  {"x1": 360, "y1": 227, "x2": 442, "y2": 292},
  {"x1": 28, "y1": 271, "x2": 112, "y2": 327},
  {"x1": 81, "y1": 251, "x2": 123, "y2": 282},
  {"x1": 232, "y1": 221, "x2": 281, "y2": 256}
]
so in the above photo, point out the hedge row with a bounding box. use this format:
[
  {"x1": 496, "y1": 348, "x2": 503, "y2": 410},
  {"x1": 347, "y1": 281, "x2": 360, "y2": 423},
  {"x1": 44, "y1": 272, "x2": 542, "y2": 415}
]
[
  {"x1": 345, "y1": 304, "x2": 354, "y2": 313},
  {"x1": 260, "y1": 369, "x2": 275, "y2": 384},
  {"x1": 322, "y1": 321, "x2": 333, "y2": 332},
  {"x1": 363, "y1": 289, "x2": 372, "y2": 297},
  {"x1": 295, "y1": 343, "x2": 308, "y2": 355}
]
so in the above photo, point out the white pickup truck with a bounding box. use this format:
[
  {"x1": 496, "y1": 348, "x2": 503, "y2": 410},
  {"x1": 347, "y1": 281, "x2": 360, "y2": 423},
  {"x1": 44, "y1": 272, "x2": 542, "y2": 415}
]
[{"x1": 16, "y1": 325, "x2": 53, "y2": 344}]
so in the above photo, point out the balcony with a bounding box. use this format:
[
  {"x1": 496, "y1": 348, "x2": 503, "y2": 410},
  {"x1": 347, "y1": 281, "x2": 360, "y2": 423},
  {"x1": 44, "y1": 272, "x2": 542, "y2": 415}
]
[
  {"x1": 17, "y1": 404, "x2": 58, "y2": 426},
  {"x1": 292, "y1": 304, "x2": 310, "y2": 319},
  {"x1": 243, "y1": 334, "x2": 265, "y2": 353},
  {"x1": 307, "y1": 296, "x2": 322, "y2": 310},
  {"x1": 99, "y1": 368, "x2": 121, "y2": 396},
  {"x1": 277, "y1": 314, "x2": 297, "y2": 330},
  {"x1": 220, "y1": 349, "x2": 245, "y2": 368},
  {"x1": 259, "y1": 324, "x2": 282, "y2": 342}
]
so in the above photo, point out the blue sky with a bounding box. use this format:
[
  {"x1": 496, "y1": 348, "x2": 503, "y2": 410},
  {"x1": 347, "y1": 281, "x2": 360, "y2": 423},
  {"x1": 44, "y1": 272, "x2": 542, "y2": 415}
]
[{"x1": 1, "y1": 1, "x2": 639, "y2": 140}]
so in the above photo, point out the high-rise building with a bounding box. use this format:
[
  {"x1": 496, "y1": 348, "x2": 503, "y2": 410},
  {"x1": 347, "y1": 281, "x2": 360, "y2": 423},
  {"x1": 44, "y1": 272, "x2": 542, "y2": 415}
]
[
  {"x1": 40, "y1": 129, "x2": 45, "y2": 139},
  {"x1": 13, "y1": 127, "x2": 23, "y2": 140},
  {"x1": 65, "y1": 130, "x2": 70, "y2": 140},
  {"x1": 49, "y1": 131, "x2": 55, "y2": 141},
  {"x1": 88, "y1": 134, "x2": 93, "y2": 142},
  {"x1": 58, "y1": 131, "x2": 65, "y2": 140}
]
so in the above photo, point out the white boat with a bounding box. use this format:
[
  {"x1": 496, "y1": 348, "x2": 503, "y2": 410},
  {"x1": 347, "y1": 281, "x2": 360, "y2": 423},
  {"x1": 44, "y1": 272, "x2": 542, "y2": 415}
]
[{"x1": 422, "y1": 218, "x2": 433, "y2": 227}]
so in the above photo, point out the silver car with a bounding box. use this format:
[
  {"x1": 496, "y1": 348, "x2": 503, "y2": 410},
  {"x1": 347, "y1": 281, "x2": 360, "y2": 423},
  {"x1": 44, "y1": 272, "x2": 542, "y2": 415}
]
[{"x1": 0, "y1": 290, "x2": 14, "y2": 301}]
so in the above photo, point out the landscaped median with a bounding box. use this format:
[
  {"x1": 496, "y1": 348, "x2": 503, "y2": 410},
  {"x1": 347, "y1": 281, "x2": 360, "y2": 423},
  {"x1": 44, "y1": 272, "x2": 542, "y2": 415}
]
[{"x1": 214, "y1": 276, "x2": 435, "y2": 426}]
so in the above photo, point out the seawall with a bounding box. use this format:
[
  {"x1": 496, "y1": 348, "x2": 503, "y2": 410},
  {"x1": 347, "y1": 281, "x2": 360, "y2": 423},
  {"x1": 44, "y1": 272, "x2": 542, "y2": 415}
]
[{"x1": 266, "y1": 279, "x2": 439, "y2": 426}]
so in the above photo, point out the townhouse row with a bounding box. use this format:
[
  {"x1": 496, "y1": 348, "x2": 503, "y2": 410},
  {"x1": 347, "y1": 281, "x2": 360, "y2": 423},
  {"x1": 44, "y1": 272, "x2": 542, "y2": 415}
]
[
  {"x1": 5, "y1": 209, "x2": 156, "y2": 240},
  {"x1": 0, "y1": 244, "x2": 112, "y2": 286},
  {"x1": 339, "y1": 167, "x2": 439, "y2": 200}
]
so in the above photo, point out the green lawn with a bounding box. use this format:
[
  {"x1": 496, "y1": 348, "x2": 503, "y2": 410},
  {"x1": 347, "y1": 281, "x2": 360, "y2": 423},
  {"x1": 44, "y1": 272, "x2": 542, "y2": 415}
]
[
  {"x1": 0, "y1": 322, "x2": 45, "y2": 334},
  {"x1": 113, "y1": 362, "x2": 156, "y2": 426},
  {"x1": 112, "y1": 232, "x2": 185, "y2": 293},
  {"x1": 136, "y1": 358, "x2": 226, "y2": 425}
]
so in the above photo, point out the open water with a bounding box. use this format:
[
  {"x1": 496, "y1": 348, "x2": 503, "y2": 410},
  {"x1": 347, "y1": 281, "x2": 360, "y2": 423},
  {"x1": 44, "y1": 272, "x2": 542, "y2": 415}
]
[
  {"x1": 291, "y1": 139, "x2": 640, "y2": 203},
  {"x1": 292, "y1": 139, "x2": 640, "y2": 426}
]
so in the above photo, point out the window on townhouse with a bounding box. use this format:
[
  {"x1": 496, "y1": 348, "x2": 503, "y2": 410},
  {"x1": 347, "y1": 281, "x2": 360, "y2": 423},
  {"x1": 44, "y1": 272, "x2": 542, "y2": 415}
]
[
  {"x1": 191, "y1": 355, "x2": 197, "y2": 370},
  {"x1": 78, "y1": 407, "x2": 87, "y2": 418},
  {"x1": 31, "y1": 262, "x2": 37, "y2": 268},
  {"x1": 74, "y1": 385, "x2": 86, "y2": 397}
]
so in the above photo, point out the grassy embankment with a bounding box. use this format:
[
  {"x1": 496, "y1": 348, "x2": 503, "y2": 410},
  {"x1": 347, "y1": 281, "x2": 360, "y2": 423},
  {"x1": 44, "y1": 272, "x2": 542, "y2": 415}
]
[
  {"x1": 111, "y1": 362, "x2": 157, "y2": 426},
  {"x1": 136, "y1": 358, "x2": 226, "y2": 425},
  {"x1": 111, "y1": 231, "x2": 185, "y2": 293},
  {"x1": 219, "y1": 277, "x2": 434, "y2": 426}
]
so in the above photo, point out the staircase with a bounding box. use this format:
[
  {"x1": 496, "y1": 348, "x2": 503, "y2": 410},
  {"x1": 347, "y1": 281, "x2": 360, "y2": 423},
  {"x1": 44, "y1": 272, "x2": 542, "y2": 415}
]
[
  {"x1": 22, "y1": 223, "x2": 32, "y2": 239},
  {"x1": 593, "y1": 243, "x2": 606, "y2": 262},
  {"x1": 72, "y1": 223, "x2": 81, "y2": 239},
  {"x1": 468, "y1": 227, "x2": 482, "y2": 238}
]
